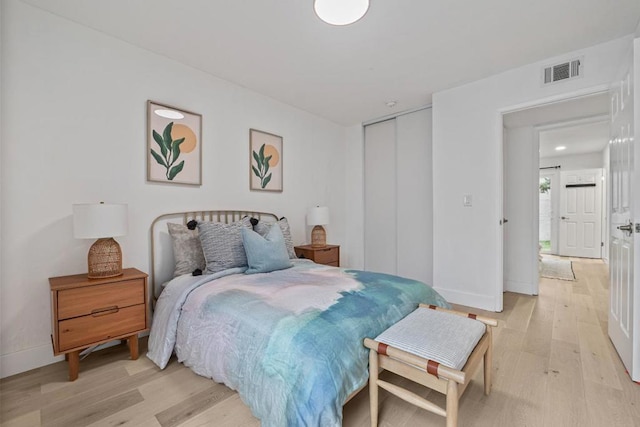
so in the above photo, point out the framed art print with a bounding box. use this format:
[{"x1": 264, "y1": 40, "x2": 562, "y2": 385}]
[
  {"x1": 250, "y1": 129, "x2": 283, "y2": 192},
  {"x1": 147, "y1": 100, "x2": 202, "y2": 185}
]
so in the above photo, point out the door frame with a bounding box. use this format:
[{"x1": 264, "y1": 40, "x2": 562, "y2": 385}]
[{"x1": 498, "y1": 85, "x2": 609, "y2": 306}]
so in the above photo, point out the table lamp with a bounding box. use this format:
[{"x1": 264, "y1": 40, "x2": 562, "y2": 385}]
[
  {"x1": 307, "y1": 206, "x2": 330, "y2": 247},
  {"x1": 73, "y1": 202, "x2": 128, "y2": 278}
]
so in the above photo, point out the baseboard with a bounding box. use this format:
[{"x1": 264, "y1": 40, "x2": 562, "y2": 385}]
[
  {"x1": 0, "y1": 343, "x2": 64, "y2": 379},
  {"x1": 504, "y1": 279, "x2": 535, "y2": 295},
  {"x1": 433, "y1": 287, "x2": 498, "y2": 312},
  {"x1": 0, "y1": 331, "x2": 150, "y2": 379}
]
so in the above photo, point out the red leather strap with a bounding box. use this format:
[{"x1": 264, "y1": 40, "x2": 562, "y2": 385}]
[
  {"x1": 377, "y1": 342, "x2": 389, "y2": 356},
  {"x1": 468, "y1": 313, "x2": 477, "y2": 320},
  {"x1": 428, "y1": 304, "x2": 437, "y2": 310},
  {"x1": 426, "y1": 360, "x2": 440, "y2": 377}
]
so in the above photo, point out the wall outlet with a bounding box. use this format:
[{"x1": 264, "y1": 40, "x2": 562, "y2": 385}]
[{"x1": 463, "y1": 194, "x2": 472, "y2": 207}]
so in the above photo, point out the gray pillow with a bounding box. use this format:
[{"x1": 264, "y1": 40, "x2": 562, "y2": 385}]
[
  {"x1": 198, "y1": 218, "x2": 253, "y2": 274},
  {"x1": 254, "y1": 217, "x2": 297, "y2": 259},
  {"x1": 167, "y1": 223, "x2": 206, "y2": 277}
]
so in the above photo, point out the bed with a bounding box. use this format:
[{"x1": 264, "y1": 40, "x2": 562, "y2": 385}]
[{"x1": 146, "y1": 210, "x2": 450, "y2": 427}]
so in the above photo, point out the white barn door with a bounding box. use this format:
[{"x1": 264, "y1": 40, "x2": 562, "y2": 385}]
[
  {"x1": 609, "y1": 40, "x2": 638, "y2": 382},
  {"x1": 558, "y1": 169, "x2": 602, "y2": 258}
]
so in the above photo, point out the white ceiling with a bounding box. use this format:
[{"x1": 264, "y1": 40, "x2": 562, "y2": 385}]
[
  {"x1": 503, "y1": 92, "x2": 610, "y2": 158},
  {"x1": 539, "y1": 121, "x2": 609, "y2": 158},
  {"x1": 21, "y1": 0, "x2": 640, "y2": 125}
]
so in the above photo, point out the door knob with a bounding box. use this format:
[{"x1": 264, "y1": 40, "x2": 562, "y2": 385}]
[
  {"x1": 617, "y1": 222, "x2": 633, "y2": 236},
  {"x1": 561, "y1": 216, "x2": 570, "y2": 220}
]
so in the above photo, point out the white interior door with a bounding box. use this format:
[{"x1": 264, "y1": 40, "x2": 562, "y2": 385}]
[
  {"x1": 558, "y1": 169, "x2": 603, "y2": 258},
  {"x1": 609, "y1": 52, "x2": 637, "y2": 380}
]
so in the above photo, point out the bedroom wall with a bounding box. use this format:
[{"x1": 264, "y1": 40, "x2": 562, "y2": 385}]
[
  {"x1": 344, "y1": 124, "x2": 365, "y2": 269},
  {"x1": 432, "y1": 35, "x2": 632, "y2": 311},
  {"x1": 0, "y1": 0, "x2": 348, "y2": 378}
]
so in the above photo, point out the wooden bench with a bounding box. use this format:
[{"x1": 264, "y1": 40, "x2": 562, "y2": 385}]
[{"x1": 364, "y1": 304, "x2": 497, "y2": 427}]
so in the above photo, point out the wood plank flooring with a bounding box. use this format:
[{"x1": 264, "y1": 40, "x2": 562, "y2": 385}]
[{"x1": 2, "y1": 257, "x2": 639, "y2": 426}]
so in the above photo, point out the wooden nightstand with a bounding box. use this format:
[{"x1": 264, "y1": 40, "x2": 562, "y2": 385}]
[
  {"x1": 49, "y1": 268, "x2": 149, "y2": 381},
  {"x1": 294, "y1": 244, "x2": 340, "y2": 267}
]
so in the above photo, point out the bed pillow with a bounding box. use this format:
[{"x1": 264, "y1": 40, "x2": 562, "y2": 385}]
[
  {"x1": 198, "y1": 218, "x2": 253, "y2": 274},
  {"x1": 253, "y1": 217, "x2": 297, "y2": 259},
  {"x1": 242, "y1": 225, "x2": 293, "y2": 274},
  {"x1": 167, "y1": 223, "x2": 206, "y2": 277}
]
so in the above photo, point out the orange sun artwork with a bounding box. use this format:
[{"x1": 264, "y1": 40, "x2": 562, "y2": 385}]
[
  {"x1": 171, "y1": 124, "x2": 197, "y2": 153},
  {"x1": 263, "y1": 144, "x2": 280, "y2": 167}
]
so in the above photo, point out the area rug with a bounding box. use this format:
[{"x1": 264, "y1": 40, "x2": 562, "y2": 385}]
[{"x1": 540, "y1": 257, "x2": 575, "y2": 281}]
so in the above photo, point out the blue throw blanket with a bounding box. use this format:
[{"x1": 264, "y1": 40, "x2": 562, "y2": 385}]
[{"x1": 148, "y1": 260, "x2": 449, "y2": 426}]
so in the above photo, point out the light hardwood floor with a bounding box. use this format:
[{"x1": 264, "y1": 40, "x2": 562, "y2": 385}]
[{"x1": 2, "y1": 258, "x2": 639, "y2": 426}]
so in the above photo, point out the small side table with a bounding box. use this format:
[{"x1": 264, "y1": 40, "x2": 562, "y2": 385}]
[
  {"x1": 294, "y1": 244, "x2": 340, "y2": 267},
  {"x1": 49, "y1": 268, "x2": 149, "y2": 381}
]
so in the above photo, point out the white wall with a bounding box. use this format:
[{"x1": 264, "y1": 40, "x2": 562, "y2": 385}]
[
  {"x1": 344, "y1": 124, "x2": 364, "y2": 269},
  {"x1": 0, "y1": 0, "x2": 347, "y2": 377},
  {"x1": 432, "y1": 36, "x2": 632, "y2": 311},
  {"x1": 540, "y1": 151, "x2": 604, "y2": 170},
  {"x1": 503, "y1": 126, "x2": 538, "y2": 295}
]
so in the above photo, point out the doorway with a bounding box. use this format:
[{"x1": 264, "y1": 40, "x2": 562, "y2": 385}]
[
  {"x1": 502, "y1": 92, "x2": 610, "y2": 296},
  {"x1": 539, "y1": 168, "x2": 559, "y2": 254}
]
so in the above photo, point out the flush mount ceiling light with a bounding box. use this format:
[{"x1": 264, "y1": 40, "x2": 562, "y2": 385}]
[
  {"x1": 154, "y1": 109, "x2": 185, "y2": 120},
  {"x1": 555, "y1": 146, "x2": 567, "y2": 151},
  {"x1": 314, "y1": 0, "x2": 370, "y2": 26}
]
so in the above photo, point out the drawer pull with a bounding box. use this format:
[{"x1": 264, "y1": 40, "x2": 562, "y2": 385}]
[{"x1": 91, "y1": 306, "x2": 119, "y2": 317}]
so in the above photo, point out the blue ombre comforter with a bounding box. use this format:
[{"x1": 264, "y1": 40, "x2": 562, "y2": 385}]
[{"x1": 147, "y1": 260, "x2": 449, "y2": 426}]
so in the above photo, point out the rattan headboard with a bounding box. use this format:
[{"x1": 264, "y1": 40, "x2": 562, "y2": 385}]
[{"x1": 150, "y1": 210, "x2": 279, "y2": 298}]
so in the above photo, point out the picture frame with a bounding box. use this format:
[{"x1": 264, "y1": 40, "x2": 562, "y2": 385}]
[
  {"x1": 147, "y1": 100, "x2": 202, "y2": 185},
  {"x1": 249, "y1": 128, "x2": 283, "y2": 192}
]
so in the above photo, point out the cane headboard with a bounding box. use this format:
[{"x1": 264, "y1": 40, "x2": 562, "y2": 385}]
[{"x1": 150, "y1": 210, "x2": 279, "y2": 298}]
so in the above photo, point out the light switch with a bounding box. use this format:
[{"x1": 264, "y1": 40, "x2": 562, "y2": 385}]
[{"x1": 463, "y1": 194, "x2": 472, "y2": 207}]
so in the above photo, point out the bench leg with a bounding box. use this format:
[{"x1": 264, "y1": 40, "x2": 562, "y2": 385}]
[
  {"x1": 369, "y1": 349, "x2": 379, "y2": 427},
  {"x1": 446, "y1": 380, "x2": 459, "y2": 427},
  {"x1": 484, "y1": 327, "x2": 493, "y2": 395}
]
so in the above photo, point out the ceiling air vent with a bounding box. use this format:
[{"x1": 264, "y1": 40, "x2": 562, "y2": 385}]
[{"x1": 543, "y1": 58, "x2": 582, "y2": 85}]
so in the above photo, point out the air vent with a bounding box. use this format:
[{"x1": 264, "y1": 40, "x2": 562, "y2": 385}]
[{"x1": 543, "y1": 58, "x2": 582, "y2": 85}]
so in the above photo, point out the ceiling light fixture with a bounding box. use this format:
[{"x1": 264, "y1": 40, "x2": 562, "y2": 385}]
[
  {"x1": 314, "y1": 0, "x2": 370, "y2": 26},
  {"x1": 555, "y1": 146, "x2": 567, "y2": 151}
]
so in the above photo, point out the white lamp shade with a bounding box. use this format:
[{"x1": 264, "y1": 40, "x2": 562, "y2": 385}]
[
  {"x1": 314, "y1": 0, "x2": 369, "y2": 26},
  {"x1": 73, "y1": 203, "x2": 128, "y2": 239},
  {"x1": 307, "y1": 206, "x2": 330, "y2": 226}
]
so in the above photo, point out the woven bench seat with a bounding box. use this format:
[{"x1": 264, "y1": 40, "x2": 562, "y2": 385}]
[{"x1": 364, "y1": 304, "x2": 497, "y2": 427}]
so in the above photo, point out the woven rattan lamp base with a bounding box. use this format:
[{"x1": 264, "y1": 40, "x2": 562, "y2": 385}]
[
  {"x1": 87, "y1": 238, "x2": 123, "y2": 278},
  {"x1": 311, "y1": 225, "x2": 327, "y2": 248}
]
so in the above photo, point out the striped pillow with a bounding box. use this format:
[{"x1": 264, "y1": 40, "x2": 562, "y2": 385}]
[
  {"x1": 253, "y1": 217, "x2": 297, "y2": 259},
  {"x1": 197, "y1": 217, "x2": 253, "y2": 274}
]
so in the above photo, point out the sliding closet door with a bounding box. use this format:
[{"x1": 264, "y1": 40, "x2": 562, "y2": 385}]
[
  {"x1": 396, "y1": 109, "x2": 432, "y2": 284},
  {"x1": 364, "y1": 119, "x2": 397, "y2": 274},
  {"x1": 364, "y1": 108, "x2": 433, "y2": 282}
]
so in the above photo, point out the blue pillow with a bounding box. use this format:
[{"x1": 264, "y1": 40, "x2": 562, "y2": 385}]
[{"x1": 241, "y1": 225, "x2": 293, "y2": 274}]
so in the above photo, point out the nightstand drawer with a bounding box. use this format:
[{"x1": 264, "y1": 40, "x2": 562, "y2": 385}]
[
  {"x1": 58, "y1": 304, "x2": 146, "y2": 351},
  {"x1": 313, "y1": 247, "x2": 339, "y2": 264},
  {"x1": 57, "y1": 279, "x2": 145, "y2": 320}
]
